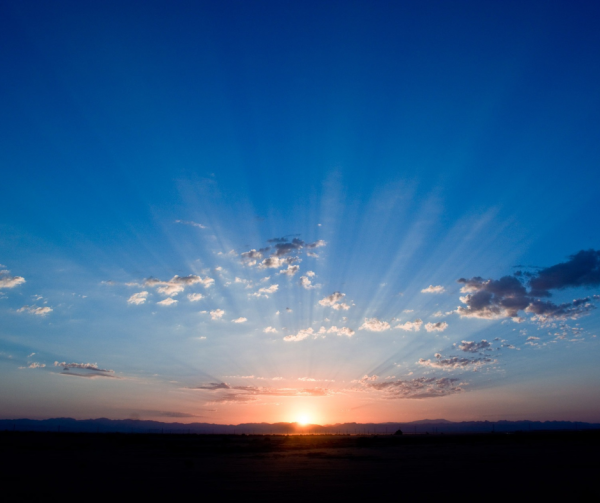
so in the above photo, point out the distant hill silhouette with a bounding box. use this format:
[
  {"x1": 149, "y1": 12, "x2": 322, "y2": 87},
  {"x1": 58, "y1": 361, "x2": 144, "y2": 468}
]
[{"x1": 1, "y1": 417, "x2": 598, "y2": 434}]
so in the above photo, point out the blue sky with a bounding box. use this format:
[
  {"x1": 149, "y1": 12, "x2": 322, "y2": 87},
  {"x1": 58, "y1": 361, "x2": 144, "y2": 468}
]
[{"x1": 1, "y1": 0, "x2": 600, "y2": 424}]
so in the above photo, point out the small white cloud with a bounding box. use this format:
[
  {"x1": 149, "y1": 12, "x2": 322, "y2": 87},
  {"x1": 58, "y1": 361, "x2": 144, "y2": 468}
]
[
  {"x1": 279, "y1": 265, "x2": 300, "y2": 277},
  {"x1": 283, "y1": 328, "x2": 314, "y2": 342},
  {"x1": 175, "y1": 219, "x2": 206, "y2": 229},
  {"x1": 128, "y1": 291, "x2": 148, "y2": 305},
  {"x1": 19, "y1": 362, "x2": 46, "y2": 369},
  {"x1": 421, "y1": 285, "x2": 445, "y2": 294},
  {"x1": 157, "y1": 297, "x2": 178, "y2": 306},
  {"x1": 210, "y1": 309, "x2": 225, "y2": 320},
  {"x1": 425, "y1": 321, "x2": 448, "y2": 332},
  {"x1": 251, "y1": 284, "x2": 279, "y2": 298},
  {"x1": 306, "y1": 271, "x2": 316, "y2": 277},
  {"x1": 264, "y1": 326, "x2": 278, "y2": 333},
  {"x1": 17, "y1": 305, "x2": 53, "y2": 316},
  {"x1": 0, "y1": 270, "x2": 26, "y2": 289},
  {"x1": 396, "y1": 319, "x2": 423, "y2": 331},
  {"x1": 232, "y1": 317, "x2": 247, "y2": 323},
  {"x1": 300, "y1": 275, "x2": 319, "y2": 289},
  {"x1": 319, "y1": 292, "x2": 349, "y2": 310},
  {"x1": 359, "y1": 318, "x2": 390, "y2": 332},
  {"x1": 188, "y1": 293, "x2": 204, "y2": 302}
]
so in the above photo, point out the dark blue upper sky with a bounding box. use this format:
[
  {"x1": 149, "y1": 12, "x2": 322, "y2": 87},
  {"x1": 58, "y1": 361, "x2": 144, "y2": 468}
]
[{"x1": 1, "y1": 1, "x2": 599, "y2": 423}]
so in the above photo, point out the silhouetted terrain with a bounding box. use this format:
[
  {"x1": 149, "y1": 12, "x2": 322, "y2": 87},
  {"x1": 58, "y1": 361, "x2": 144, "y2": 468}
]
[
  {"x1": 1, "y1": 417, "x2": 598, "y2": 434},
  {"x1": 1, "y1": 430, "x2": 598, "y2": 499}
]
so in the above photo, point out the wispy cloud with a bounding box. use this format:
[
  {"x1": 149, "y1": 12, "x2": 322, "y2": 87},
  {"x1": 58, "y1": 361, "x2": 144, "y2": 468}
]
[
  {"x1": 0, "y1": 270, "x2": 25, "y2": 289},
  {"x1": 359, "y1": 318, "x2": 390, "y2": 332},
  {"x1": 17, "y1": 305, "x2": 53, "y2": 316},
  {"x1": 457, "y1": 340, "x2": 491, "y2": 353},
  {"x1": 356, "y1": 375, "x2": 463, "y2": 399},
  {"x1": 250, "y1": 284, "x2": 278, "y2": 298},
  {"x1": 144, "y1": 275, "x2": 214, "y2": 297},
  {"x1": 421, "y1": 285, "x2": 445, "y2": 294},
  {"x1": 128, "y1": 291, "x2": 148, "y2": 305},
  {"x1": 210, "y1": 309, "x2": 225, "y2": 320},
  {"x1": 157, "y1": 297, "x2": 177, "y2": 306},
  {"x1": 232, "y1": 317, "x2": 247, "y2": 323},
  {"x1": 175, "y1": 219, "x2": 206, "y2": 229},
  {"x1": 418, "y1": 353, "x2": 494, "y2": 371}
]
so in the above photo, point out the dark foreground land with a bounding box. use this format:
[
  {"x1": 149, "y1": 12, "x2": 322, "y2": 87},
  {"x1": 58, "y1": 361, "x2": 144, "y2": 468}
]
[{"x1": 1, "y1": 430, "x2": 599, "y2": 500}]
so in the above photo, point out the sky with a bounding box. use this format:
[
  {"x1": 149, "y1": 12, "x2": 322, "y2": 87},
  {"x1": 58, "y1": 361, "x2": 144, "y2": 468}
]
[{"x1": 1, "y1": 0, "x2": 600, "y2": 425}]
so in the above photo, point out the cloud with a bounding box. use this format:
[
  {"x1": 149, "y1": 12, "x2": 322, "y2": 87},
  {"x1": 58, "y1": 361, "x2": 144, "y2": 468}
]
[
  {"x1": 306, "y1": 271, "x2": 316, "y2": 277},
  {"x1": 319, "y1": 292, "x2": 350, "y2": 310},
  {"x1": 210, "y1": 309, "x2": 225, "y2": 320},
  {"x1": 186, "y1": 382, "x2": 231, "y2": 391},
  {"x1": 251, "y1": 284, "x2": 279, "y2": 298},
  {"x1": 55, "y1": 361, "x2": 113, "y2": 372},
  {"x1": 457, "y1": 340, "x2": 492, "y2": 353},
  {"x1": 269, "y1": 238, "x2": 325, "y2": 257},
  {"x1": 188, "y1": 293, "x2": 204, "y2": 302},
  {"x1": 357, "y1": 376, "x2": 463, "y2": 399},
  {"x1": 525, "y1": 297, "x2": 596, "y2": 322},
  {"x1": 359, "y1": 318, "x2": 390, "y2": 332},
  {"x1": 241, "y1": 248, "x2": 268, "y2": 266},
  {"x1": 19, "y1": 362, "x2": 46, "y2": 369},
  {"x1": 263, "y1": 326, "x2": 278, "y2": 333},
  {"x1": 17, "y1": 305, "x2": 53, "y2": 316},
  {"x1": 396, "y1": 319, "x2": 423, "y2": 331},
  {"x1": 0, "y1": 270, "x2": 25, "y2": 289},
  {"x1": 232, "y1": 317, "x2": 247, "y2": 323},
  {"x1": 424, "y1": 321, "x2": 448, "y2": 332},
  {"x1": 54, "y1": 361, "x2": 117, "y2": 378},
  {"x1": 175, "y1": 219, "x2": 206, "y2": 229},
  {"x1": 418, "y1": 353, "x2": 493, "y2": 371},
  {"x1": 328, "y1": 326, "x2": 354, "y2": 337},
  {"x1": 421, "y1": 285, "x2": 445, "y2": 294},
  {"x1": 527, "y1": 249, "x2": 600, "y2": 297},
  {"x1": 157, "y1": 297, "x2": 178, "y2": 306},
  {"x1": 145, "y1": 275, "x2": 214, "y2": 296},
  {"x1": 457, "y1": 250, "x2": 600, "y2": 323},
  {"x1": 279, "y1": 265, "x2": 300, "y2": 277},
  {"x1": 128, "y1": 292, "x2": 148, "y2": 305},
  {"x1": 299, "y1": 275, "x2": 319, "y2": 289},
  {"x1": 283, "y1": 328, "x2": 315, "y2": 342},
  {"x1": 259, "y1": 256, "x2": 299, "y2": 269}
]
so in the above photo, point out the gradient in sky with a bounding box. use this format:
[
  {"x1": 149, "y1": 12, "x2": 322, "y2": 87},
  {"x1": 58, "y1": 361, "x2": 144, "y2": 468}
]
[{"x1": 1, "y1": 0, "x2": 600, "y2": 425}]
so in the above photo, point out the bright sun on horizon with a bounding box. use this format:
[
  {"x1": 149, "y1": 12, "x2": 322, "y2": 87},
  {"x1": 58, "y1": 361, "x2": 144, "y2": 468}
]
[{"x1": 297, "y1": 415, "x2": 310, "y2": 425}]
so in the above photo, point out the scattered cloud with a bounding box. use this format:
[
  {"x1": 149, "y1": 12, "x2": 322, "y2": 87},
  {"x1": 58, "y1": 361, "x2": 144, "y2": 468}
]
[
  {"x1": 424, "y1": 321, "x2": 448, "y2": 332},
  {"x1": 54, "y1": 361, "x2": 117, "y2": 378},
  {"x1": 263, "y1": 326, "x2": 278, "y2": 333},
  {"x1": 128, "y1": 292, "x2": 148, "y2": 305},
  {"x1": 457, "y1": 250, "x2": 600, "y2": 323},
  {"x1": 299, "y1": 275, "x2": 319, "y2": 289},
  {"x1": 306, "y1": 271, "x2": 316, "y2": 277},
  {"x1": 17, "y1": 305, "x2": 53, "y2": 316},
  {"x1": 0, "y1": 270, "x2": 26, "y2": 289},
  {"x1": 283, "y1": 328, "x2": 315, "y2": 342},
  {"x1": 357, "y1": 376, "x2": 463, "y2": 399},
  {"x1": 418, "y1": 353, "x2": 494, "y2": 371},
  {"x1": 259, "y1": 256, "x2": 299, "y2": 269},
  {"x1": 319, "y1": 292, "x2": 350, "y2": 310},
  {"x1": 175, "y1": 219, "x2": 206, "y2": 229},
  {"x1": 251, "y1": 284, "x2": 279, "y2": 298},
  {"x1": 210, "y1": 309, "x2": 225, "y2": 320},
  {"x1": 19, "y1": 362, "x2": 46, "y2": 369},
  {"x1": 232, "y1": 317, "x2": 247, "y2": 323},
  {"x1": 421, "y1": 285, "x2": 445, "y2": 294},
  {"x1": 359, "y1": 318, "x2": 391, "y2": 332},
  {"x1": 279, "y1": 265, "x2": 300, "y2": 276},
  {"x1": 188, "y1": 293, "x2": 204, "y2": 302},
  {"x1": 527, "y1": 249, "x2": 600, "y2": 297},
  {"x1": 157, "y1": 297, "x2": 178, "y2": 306},
  {"x1": 457, "y1": 340, "x2": 492, "y2": 353},
  {"x1": 396, "y1": 319, "x2": 423, "y2": 331},
  {"x1": 145, "y1": 275, "x2": 214, "y2": 296}
]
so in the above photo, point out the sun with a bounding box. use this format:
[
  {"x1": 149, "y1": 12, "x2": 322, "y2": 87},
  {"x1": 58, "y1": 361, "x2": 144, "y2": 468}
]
[{"x1": 297, "y1": 414, "x2": 310, "y2": 425}]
